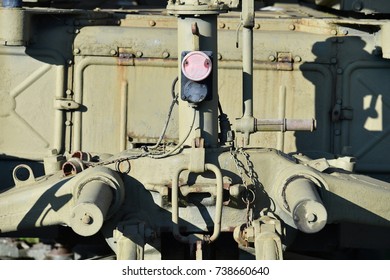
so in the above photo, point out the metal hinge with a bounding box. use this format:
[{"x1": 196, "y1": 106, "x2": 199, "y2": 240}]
[
  {"x1": 54, "y1": 98, "x2": 81, "y2": 110},
  {"x1": 332, "y1": 103, "x2": 353, "y2": 121},
  {"x1": 276, "y1": 52, "x2": 293, "y2": 71}
]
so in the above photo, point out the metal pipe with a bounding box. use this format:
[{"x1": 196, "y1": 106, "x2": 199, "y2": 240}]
[
  {"x1": 0, "y1": 7, "x2": 28, "y2": 46},
  {"x1": 235, "y1": 0, "x2": 255, "y2": 145},
  {"x1": 256, "y1": 118, "x2": 316, "y2": 132},
  {"x1": 54, "y1": 65, "x2": 66, "y2": 154},
  {"x1": 242, "y1": 27, "x2": 254, "y2": 118},
  {"x1": 120, "y1": 80, "x2": 128, "y2": 151},
  {"x1": 177, "y1": 16, "x2": 219, "y2": 147}
]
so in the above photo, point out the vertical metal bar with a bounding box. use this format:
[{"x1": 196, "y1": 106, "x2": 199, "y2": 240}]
[
  {"x1": 242, "y1": 27, "x2": 253, "y2": 118},
  {"x1": 172, "y1": 167, "x2": 188, "y2": 243},
  {"x1": 242, "y1": 0, "x2": 254, "y2": 119},
  {"x1": 205, "y1": 163, "x2": 223, "y2": 242},
  {"x1": 277, "y1": 85, "x2": 286, "y2": 151},
  {"x1": 54, "y1": 65, "x2": 66, "y2": 153},
  {"x1": 120, "y1": 80, "x2": 128, "y2": 151}
]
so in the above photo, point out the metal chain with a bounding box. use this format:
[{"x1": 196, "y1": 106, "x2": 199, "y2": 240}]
[
  {"x1": 230, "y1": 147, "x2": 248, "y2": 188},
  {"x1": 230, "y1": 147, "x2": 256, "y2": 227},
  {"x1": 239, "y1": 149, "x2": 256, "y2": 187}
]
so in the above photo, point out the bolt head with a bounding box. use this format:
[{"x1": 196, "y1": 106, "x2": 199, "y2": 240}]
[
  {"x1": 82, "y1": 214, "x2": 93, "y2": 225},
  {"x1": 294, "y1": 56, "x2": 302, "y2": 62},
  {"x1": 353, "y1": 1, "x2": 363, "y2": 11},
  {"x1": 162, "y1": 51, "x2": 170, "y2": 58}
]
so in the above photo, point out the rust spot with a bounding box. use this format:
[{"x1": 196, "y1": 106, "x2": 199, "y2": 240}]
[{"x1": 223, "y1": 182, "x2": 231, "y2": 190}]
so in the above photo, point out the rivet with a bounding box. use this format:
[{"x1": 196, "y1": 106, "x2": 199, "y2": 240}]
[
  {"x1": 149, "y1": 20, "x2": 156, "y2": 27},
  {"x1": 65, "y1": 120, "x2": 73, "y2": 126},
  {"x1": 162, "y1": 51, "x2": 170, "y2": 58},
  {"x1": 331, "y1": 29, "x2": 338, "y2": 35},
  {"x1": 73, "y1": 48, "x2": 80, "y2": 54},
  {"x1": 217, "y1": 53, "x2": 222, "y2": 60},
  {"x1": 136, "y1": 51, "x2": 143, "y2": 58},
  {"x1": 65, "y1": 89, "x2": 73, "y2": 95},
  {"x1": 219, "y1": 22, "x2": 226, "y2": 29},
  {"x1": 342, "y1": 29, "x2": 348, "y2": 35},
  {"x1": 268, "y1": 55, "x2": 276, "y2": 62},
  {"x1": 67, "y1": 59, "x2": 73, "y2": 65},
  {"x1": 255, "y1": 23, "x2": 260, "y2": 29},
  {"x1": 353, "y1": 1, "x2": 363, "y2": 11},
  {"x1": 110, "y1": 49, "x2": 117, "y2": 56},
  {"x1": 289, "y1": 24, "x2": 295, "y2": 30},
  {"x1": 294, "y1": 56, "x2": 302, "y2": 62}
]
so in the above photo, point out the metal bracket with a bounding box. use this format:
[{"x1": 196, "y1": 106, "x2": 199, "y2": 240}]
[
  {"x1": 332, "y1": 102, "x2": 353, "y2": 121},
  {"x1": 253, "y1": 216, "x2": 284, "y2": 260},
  {"x1": 54, "y1": 98, "x2": 80, "y2": 110},
  {"x1": 276, "y1": 52, "x2": 293, "y2": 71},
  {"x1": 113, "y1": 222, "x2": 145, "y2": 260},
  {"x1": 189, "y1": 137, "x2": 205, "y2": 173},
  {"x1": 233, "y1": 216, "x2": 284, "y2": 260},
  {"x1": 191, "y1": 22, "x2": 200, "y2": 51}
]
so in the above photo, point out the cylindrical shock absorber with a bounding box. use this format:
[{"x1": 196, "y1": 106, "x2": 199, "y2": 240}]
[
  {"x1": 281, "y1": 176, "x2": 327, "y2": 233},
  {"x1": 167, "y1": 0, "x2": 229, "y2": 147}
]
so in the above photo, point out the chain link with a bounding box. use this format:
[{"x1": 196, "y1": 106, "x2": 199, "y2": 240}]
[{"x1": 230, "y1": 147, "x2": 256, "y2": 227}]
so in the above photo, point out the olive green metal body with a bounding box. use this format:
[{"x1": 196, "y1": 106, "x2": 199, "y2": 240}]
[{"x1": 1, "y1": 0, "x2": 390, "y2": 259}]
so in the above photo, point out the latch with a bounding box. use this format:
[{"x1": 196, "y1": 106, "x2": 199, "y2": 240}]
[
  {"x1": 54, "y1": 98, "x2": 81, "y2": 110},
  {"x1": 332, "y1": 102, "x2": 353, "y2": 121}
]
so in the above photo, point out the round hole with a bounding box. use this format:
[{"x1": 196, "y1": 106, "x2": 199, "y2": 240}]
[{"x1": 14, "y1": 166, "x2": 32, "y2": 181}]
